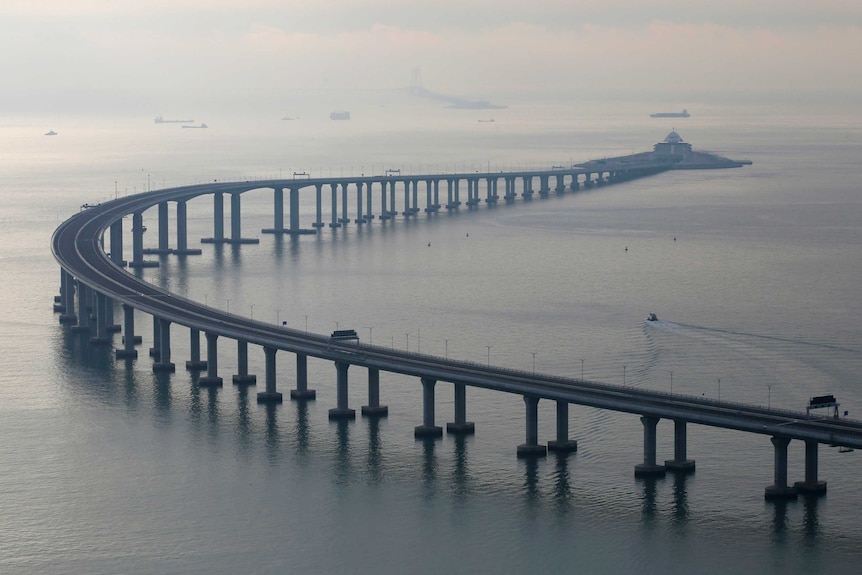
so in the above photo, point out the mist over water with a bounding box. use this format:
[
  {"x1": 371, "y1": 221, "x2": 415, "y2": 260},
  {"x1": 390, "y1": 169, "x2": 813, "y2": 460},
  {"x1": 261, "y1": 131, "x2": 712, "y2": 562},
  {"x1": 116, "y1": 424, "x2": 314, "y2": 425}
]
[{"x1": 2, "y1": 96, "x2": 862, "y2": 574}]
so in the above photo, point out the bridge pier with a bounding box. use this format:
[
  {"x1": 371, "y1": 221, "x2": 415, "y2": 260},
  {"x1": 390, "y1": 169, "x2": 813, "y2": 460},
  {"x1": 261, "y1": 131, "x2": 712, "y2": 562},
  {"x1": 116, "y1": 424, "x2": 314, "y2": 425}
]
[
  {"x1": 257, "y1": 346, "x2": 283, "y2": 403},
  {"x1": 226, "y1": 193, "x2": 259, "y2": 244},
  {"x1": 517, "y1": 396, "x2": 547, "y2": 457},
  {"x1": 389, "y1": 181, "x2": 397, "y2": 218},
  {"x1": 415, "y1": 377, "x2": 442, "y2": 437},
  {"x1": 664, "y1": 419, "x2": 696, "y2": 472},
  {"x1": 547, "y1": 400, "x2": 578, "y2": 452},
  {"x1": 109, "y1": 220, "x2": 126, "y2": 266},
  {"x1": 765, "y1": 436, "x2": 798, "y2": 499},
  {"x1": 290, "y1": 353, "x2": 316, "y2": 399},
  {"x1": 70, "y1": 281, "x2": 90, "y2": 333},
  {"x1": 233, "y1": 340, "x2": 257, "y2": 385},
  {"x1": 58, "y1": 271, "x2": 77, "y2": 322},
  {"x1": 354, "y1": 182, "x2": 365, "y2": 224},
  {"x1": 185, "y1": 328, "x2": 207, "y2": 370},
  {"x1": 199, "y1": 332, "x2": 222, "y2": 386},
  {"x1": 794, "y1": 439, "x2": 827, "y2": 495},
  {"x1": 329, "y1": 361, "x2": 355, "y2": 419},
  {"x1": 328, "y1": 183, "x2": 340, "y2": 228},
  {"x1": 340, "y1": 183, "x2": 350, "y2": 224},
  {"x1": 312, "y1": 184, "x2": 325, "y2": 229},
  {"x1": 635, "y1": 416, "x2": 666, "y2": 476},
  {"x1": 152, "y1": 318, "x2": 175, "y2": 372},
  {"x1": 149, "y1": 315, "x2": 160, "y2": 358},
  {"x1": 128, "y1": 211, "x2": 158, "y2": 267},
  {"x1": 361, "y1": 367, "x2": 388, "y2": 416},
  {"x1": 175, "y1": 200, "x2": 202, "y2": 255},
  {"x1": 142, "y1": 201, "x2": 172, "y2": 255},
  {"x1": 364, "y1": 181, "x2": 374, "y2": 221},
  {"x1": 446, "y1": 383, "x2": 475, "y2": 434},
  {"x1": 115, "y1": 303, "x2": 138, "y2": 359},
  {"x1": 89, "y1": 292, "x2": 112, "y2": 344},
  {"x1": 378, "y1": 182, "x2": 390, "y2": 220},
  {"x1": 201, "y1": 192, "x2": 226, "y2": 243},
  {"x1": 522, "y1": 175, "x2": 533, "y2": 201}
]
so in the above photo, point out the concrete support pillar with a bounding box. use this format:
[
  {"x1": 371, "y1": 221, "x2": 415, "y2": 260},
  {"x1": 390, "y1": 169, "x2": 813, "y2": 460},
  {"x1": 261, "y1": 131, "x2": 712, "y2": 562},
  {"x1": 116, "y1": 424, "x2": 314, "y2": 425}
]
[
  {"x1": 547, "y1": 401, "x2": 578, "y2": 452},
  {"x1": 198, "y1": 332, "x2": 222, "y2": 385},
  {"x1": 153, "y1": 317, "x2": 175, "y2": 372},
  {"x1": 415, "y1": 377, "x2": 442, "y2": 437},
  {"x1": 329, "y1": 183, "x2": 340, "y2": 228},
  {"x1": 312, "y1": 184, "x2": 324, "y2": 229},
  {"x1": 257, "y1": 346, "x2": 283, "y2": 403},
  {"x1": 424, "y1": 180, "x2": 433, "y2": 212},
  {"x1": 149, "y1": 315, "x2": 160, "y2": 358},
  {"x1": 361, "y1": 367, "x2": 388, "y2": 416},
  {"x1": 104, "y1": 295, "x2": 120, "y2": 333},
  {"x1": 517, "y1": 396, "x2": 547, "y2": 457},
  {"x1": 109, "y1": 220, "x2": 125, "y2": 265},
  {"x1": 411, "y1": 179, "x2": 419, "y2": 213},
  {"x1": 328, "y1": 361, "x2": 355, "y2": 419},
  {"x1": 354, "y1": 182, "x2": 365, "y2": 224},
  {"x1": 635, "y1": 416, "x2": 665, "y2": 476},
  {"x1": 71, "y1": 281, "x2": 90, "y2": 333},
  {"x1": 389, "y1": 181, "x2": 396, "y2": 217},
  {"x1": 379, "y1": 181, "x2": 390, "y2": 220},
  {"x1": 186, "y1": 328, "x2": 207, "y2": 370},
  {"x1": 289, "y1": 187, "x2": 301, "y2": 232},
  {"x1": 128, "y1": 211, "x2": 158, "y2": 267},
  {"x1": 290, "y1": 353, "x2": 316, "y2": 400},
  {"x1": 340, "y1": 183, "x2": 350, "y2": 224},
  {"x1": 201, "y1": 192, "x2": 225, "y2": 243},
  {"x1": 174, "y1": 200, "x2": 201, "y2": 254},
  {"x1": 89, "y1": 292, "x2": 112, "y2": 344},
  {"x1": 523, "y1": 176, "x2": 533, "y2": 200},
  {"x1": 402, "y1": 180, "x2": 411, "y2": 215},
  {"x1": 58, "y1": 270, "x2": 77, "y2": 322},
  {"x1": 664, "y1": 419, "x2": 696, "y2": 472},
  {"x1": 794, "y1": 439, "x2": 827, "y2": 495},
  {"x1": 446, "y1": 383, "x2": 475, "y2": 434},
  {"x1": 365, "y1": 181, "x2": 374, "y2": 221},
  {"x1": 446, "y1": 179, "x2": 454, "y2": 209},
  {"x1": 233, "y1": 339, "x2": 257, "y2": 385},
  {"x1": 539, "y1": 175, "x2": 549, "y2": 197},
  {"x1": 765, "y1": 435, "x2": 797, "y2": 499},
  {"x1": 115, "y1": 303, "x2": 138, "y2": 359},
  {"x1": 433, "y1": 179, "x2": 440, "y2": 208},
  {"x1": 157, "y1": 201, "x2": 170, "y2": 253},
  {"x1": 273, "y1": 187, "x2": 284, "y2": 231},
  {"x1": 231, "y1": 193, "x2": 242, "y2": 240}
]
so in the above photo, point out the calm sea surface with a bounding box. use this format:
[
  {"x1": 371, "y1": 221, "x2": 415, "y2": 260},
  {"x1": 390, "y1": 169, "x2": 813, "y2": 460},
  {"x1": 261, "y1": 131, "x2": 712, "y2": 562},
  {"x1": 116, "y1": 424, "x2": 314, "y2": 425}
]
[{"x1": 2, "y1": 96, "x2": 862, "y2": 574}]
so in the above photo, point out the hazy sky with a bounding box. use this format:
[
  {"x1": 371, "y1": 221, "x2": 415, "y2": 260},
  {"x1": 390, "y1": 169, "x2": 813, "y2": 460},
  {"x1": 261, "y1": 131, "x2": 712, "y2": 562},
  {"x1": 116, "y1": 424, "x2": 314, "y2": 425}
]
[{"x1": 3, "y1": 1, "x2": 861, "y2": 114}]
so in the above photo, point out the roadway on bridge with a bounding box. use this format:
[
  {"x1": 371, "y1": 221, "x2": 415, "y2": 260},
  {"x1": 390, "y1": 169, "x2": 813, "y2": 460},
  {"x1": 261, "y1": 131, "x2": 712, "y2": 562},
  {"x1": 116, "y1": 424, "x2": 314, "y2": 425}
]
[{"x1": 53, "y1": 179, "x2": 862, "y2": 450}]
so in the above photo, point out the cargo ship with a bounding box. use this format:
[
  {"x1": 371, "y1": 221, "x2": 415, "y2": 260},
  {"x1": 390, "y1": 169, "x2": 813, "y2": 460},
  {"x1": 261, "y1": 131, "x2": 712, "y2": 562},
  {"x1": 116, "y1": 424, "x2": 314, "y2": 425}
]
[
  {"x1": 650, "y1": 109, "x2": 689, "y2": 118},
  {"x1": 154, "y1": 115, "x2": 194, "y2": 123}
]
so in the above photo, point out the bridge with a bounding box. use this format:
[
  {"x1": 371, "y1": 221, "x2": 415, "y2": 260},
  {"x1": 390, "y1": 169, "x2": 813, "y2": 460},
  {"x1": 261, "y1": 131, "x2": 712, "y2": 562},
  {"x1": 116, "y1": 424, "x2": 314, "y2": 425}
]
[{"x1": 52, "y1": 159, "x2": 862, "y2": 501}]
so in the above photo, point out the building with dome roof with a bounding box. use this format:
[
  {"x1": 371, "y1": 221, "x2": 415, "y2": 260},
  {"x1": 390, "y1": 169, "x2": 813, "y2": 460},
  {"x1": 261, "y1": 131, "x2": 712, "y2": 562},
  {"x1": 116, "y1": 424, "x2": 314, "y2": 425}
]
[{"x1": 653, "y1": 130, "x2": 693, "y2": 158}]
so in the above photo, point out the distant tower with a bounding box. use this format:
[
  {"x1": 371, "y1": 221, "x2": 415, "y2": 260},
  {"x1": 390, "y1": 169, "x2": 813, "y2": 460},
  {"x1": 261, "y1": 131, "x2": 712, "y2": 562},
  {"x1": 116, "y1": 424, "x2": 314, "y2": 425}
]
[{"x1": 408, "y1": 67, "x2": 424, "y2": 95}]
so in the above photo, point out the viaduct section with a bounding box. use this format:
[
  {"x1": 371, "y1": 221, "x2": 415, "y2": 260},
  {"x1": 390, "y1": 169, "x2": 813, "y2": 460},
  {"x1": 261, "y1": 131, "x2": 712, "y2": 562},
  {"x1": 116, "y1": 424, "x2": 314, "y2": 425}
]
[{"x1": 52, "y1": 161, "x2": 862, "y2": 500}]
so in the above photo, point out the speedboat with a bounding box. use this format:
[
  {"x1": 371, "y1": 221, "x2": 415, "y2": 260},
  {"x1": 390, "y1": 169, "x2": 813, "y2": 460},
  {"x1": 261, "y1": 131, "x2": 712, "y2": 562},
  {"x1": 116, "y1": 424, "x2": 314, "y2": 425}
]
[
  {"x1": 45, "y1": 130, "x2": 58, "y2": 136},
  {"x1": 646, "y1": 313, "x2": 658, "y2": 322}
]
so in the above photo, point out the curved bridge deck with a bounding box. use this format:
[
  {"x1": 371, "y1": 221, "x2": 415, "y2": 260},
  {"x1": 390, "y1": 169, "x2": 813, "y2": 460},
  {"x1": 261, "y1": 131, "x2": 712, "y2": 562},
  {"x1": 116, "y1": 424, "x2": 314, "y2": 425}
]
[{"x1": 52, "y1": 163, "x2": 860, "y2": 501}]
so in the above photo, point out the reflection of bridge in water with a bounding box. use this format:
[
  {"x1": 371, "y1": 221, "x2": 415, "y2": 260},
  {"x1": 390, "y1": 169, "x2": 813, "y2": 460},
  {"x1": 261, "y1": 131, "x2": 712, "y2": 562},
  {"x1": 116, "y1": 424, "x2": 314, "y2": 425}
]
[{"x1": 53, "y1": 159, "x2": 862, "y2": 502}]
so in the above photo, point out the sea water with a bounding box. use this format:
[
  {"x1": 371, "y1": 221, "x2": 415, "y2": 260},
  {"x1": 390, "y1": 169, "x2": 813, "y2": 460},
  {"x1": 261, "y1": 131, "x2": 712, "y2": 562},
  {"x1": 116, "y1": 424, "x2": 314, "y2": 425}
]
[{"x1": 1, "y1": 95, "x2": 862, "y2": 574}]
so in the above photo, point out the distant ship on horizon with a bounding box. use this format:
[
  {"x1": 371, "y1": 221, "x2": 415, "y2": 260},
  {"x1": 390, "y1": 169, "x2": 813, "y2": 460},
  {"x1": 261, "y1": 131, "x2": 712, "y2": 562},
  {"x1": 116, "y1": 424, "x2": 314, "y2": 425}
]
[
  {"x1": 181, "y1": 123, "x2": 208, "y2": 129},
  {"x1": 650, "y1": 109, "x2": 690, "y2": 118},
  {"x1": 154, "y1": 115, "x2": 194, "y2": 124}
]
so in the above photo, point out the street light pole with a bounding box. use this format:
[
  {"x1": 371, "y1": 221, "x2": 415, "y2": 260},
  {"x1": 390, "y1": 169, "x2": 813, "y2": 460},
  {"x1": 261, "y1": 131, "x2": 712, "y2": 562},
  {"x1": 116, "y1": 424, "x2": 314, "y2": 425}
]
[
  {"x1": 444, "y1": 339, "x2": 449, "y2": 359},
  {"x1": 768, "y1": 384, "x2": 772, "y2": 409},
  {"x1": 486, "y1": 345, "x2": 491, "y2": 366},
  {"x1": 249, "y1": 304, "x2": 254, "y2": 320},
  {"x1": 580, "y1": 359, "x2": 584, "y2": 380},
  {"x1": 670, "y1": 370, "x2": 673, "y2": 394}
]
